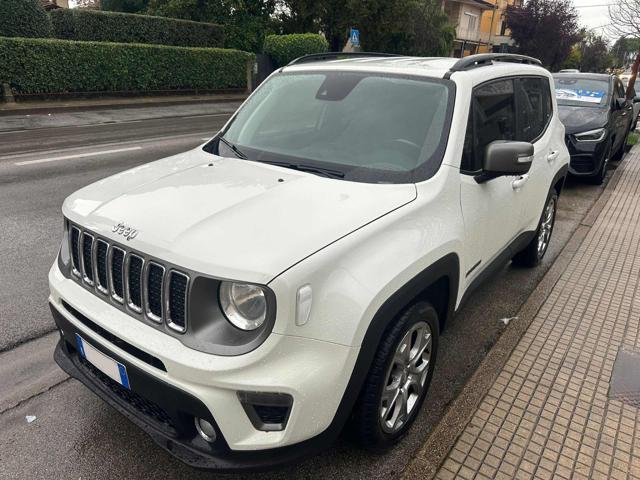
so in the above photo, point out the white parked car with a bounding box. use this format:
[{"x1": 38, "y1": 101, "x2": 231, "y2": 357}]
[{"x1": 49, "y1": 53, "x2": 569, "y2": 470}]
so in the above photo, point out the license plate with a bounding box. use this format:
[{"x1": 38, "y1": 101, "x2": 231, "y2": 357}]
[{"x1": 75, "y1": 334, "x2": 130, "y2": 389}]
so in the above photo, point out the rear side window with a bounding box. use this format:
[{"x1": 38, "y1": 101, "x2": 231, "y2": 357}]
[
  {"x1": 461, "y1": 79, "x2": 516, "y2": 172},
  {"x1": 615, "y1": 80, "x2": 625, "y2": 99},
  {"x1": 517, "y1": 77, "x2": 552, "y2": 142}
]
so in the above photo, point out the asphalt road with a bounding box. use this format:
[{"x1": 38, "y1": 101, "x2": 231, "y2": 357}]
[{"x1": 0, "y1": 106, "x2": 619, "y2": 479}]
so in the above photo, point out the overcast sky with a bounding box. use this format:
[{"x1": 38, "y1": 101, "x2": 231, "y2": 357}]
[{"x1": 574, "y1": 0, "x2": 616, "y2": 40}]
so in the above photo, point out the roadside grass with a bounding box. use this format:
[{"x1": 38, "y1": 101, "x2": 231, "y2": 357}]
[{"x1": 629, "y1": 131, "x2": 639, "y2": 147}]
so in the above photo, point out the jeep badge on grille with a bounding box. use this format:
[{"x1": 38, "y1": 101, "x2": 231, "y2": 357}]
[{"x1": 112, "y1": 222, "x2": 138, "y2": 241}]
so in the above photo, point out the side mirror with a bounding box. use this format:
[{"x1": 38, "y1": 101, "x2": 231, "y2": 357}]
[{"x1": 476, "y1": 141, "x2": 533, "y2": 183}]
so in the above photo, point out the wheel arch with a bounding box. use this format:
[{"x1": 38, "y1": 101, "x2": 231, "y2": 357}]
[
  {"x1": 552, "y1": 164, "x2": 569, "y2": 197},
  {"x1": 323, "y1": 253, "x2": 460, "y2": 438}
]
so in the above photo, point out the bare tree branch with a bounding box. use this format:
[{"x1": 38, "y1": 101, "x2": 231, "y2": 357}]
[{"x1": 607, "y1": 0, "x2": 640, "y2": 98}]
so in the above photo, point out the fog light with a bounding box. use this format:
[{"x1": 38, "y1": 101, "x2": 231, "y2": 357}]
[{"x1": 194, "y1": 417, "x2": 217, "y2": 443}]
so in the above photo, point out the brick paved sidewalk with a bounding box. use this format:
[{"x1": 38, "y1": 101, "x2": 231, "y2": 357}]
[{"x1": 436, "y1": 149, "x2": 640, "y2": 480}]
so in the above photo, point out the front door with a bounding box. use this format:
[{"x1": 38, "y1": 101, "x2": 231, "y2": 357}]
[{"x1": 459, "y1": 78, "x2": 523, "y2": 285}]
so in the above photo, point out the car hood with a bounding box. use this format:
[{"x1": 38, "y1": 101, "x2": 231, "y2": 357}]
[
  {"x1": 63, "y1": 148, "x2": 417, "y2": 284},
  {"x1": 557, "y1": 105, "x2": 609, "y2": 135}
]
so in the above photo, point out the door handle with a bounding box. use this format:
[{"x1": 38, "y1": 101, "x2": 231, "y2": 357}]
[
  {"x1": 547, "y1": 150, "x2": 559, "y2": 163},
  {"x1": 512, "y1": 174, "x2": 529, "y2": 190}
]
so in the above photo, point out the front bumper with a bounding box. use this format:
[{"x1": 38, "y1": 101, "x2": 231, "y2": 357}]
[
  {"x1": 565, "y1": 134, "x2": 609, "y2": 177},
  {"x1": 49, "y1": 263, "x2": 360, "y2": 470},
  {"x1": 53, "y1": 315, "x2": 321, "y2": 470}
]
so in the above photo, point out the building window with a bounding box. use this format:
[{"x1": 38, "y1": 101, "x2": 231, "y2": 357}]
[{"x1": 464, "y1": 11, "x2": 478, "y2": 31}]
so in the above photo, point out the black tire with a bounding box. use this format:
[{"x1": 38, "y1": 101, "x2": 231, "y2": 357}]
[
  {"x1": 512, "y1": 191, "x2": 558, "y2": 268},
  {"x1": 612, "y1": 129, "x2": 630, "y2": 162},
  {"x1": 350, "y1": 302, "x2": 439, "y2": 449},
  {"x1": 587, "y1": 142, "x2": 612, "y2": 185}
]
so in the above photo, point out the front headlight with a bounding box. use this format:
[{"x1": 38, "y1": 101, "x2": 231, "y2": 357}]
[
  {"x1": 219, "y1": 281, "x2": 267, "y2": 331},
  {"x1": 574, "y1": 128, "x2": 606, "y2": 142}
]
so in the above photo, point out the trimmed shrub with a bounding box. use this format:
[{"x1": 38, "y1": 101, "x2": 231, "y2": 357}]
[
  {"x1": 0, "y1": 37, "x2": 252, "y2": 94},
  {"x1": 0, "y1": 0, "x2": 52, "y2": 39},
  {"x1": 49, "y1": 9, "x2": 223, "y2": 48},
  {"x1": 263, "y1": 34, "x2": 328, "y2": 67}
]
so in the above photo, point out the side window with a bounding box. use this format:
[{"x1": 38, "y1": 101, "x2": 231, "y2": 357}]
[
  {"x1": 542, "y1": 78, "x2": 553, "y2": 123},
  {"x1": 461, "y1": 79, "x2": 516, "y2": 172},
  {"x1": 614, "y1": 80, "x2": 625, "y2": 101},
  {"x1": 516, "y1": 77, "x2": 552, "y2": 142}
]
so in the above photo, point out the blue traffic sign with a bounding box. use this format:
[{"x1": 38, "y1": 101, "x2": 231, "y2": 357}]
[{"x1": 350, "y1": 28, "x2": 360, "y2": 47}]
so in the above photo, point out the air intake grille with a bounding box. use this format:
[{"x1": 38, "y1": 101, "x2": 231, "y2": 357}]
[
  {"x1": 95, "y1": 240, "x2": 109, "y2": 294},
  {"x1": 111, "y1": 247, "x2": 125, "y2": 302},
  {"x1": 68, "y1": 223, "x2": 190, "y2": 335},
  {"x1": 70, "y1": 227, "x2": 81, "y2": 276},
  {"x1": 81, "y1": 233, "x2": 95, "y2": 285},
  {"x1": 168, "y1": 272, "x2": 188, "y2": 332},
  {"x1": 146, "y1": 263, "x2": 164, "y2": 321},
  {"x1": 127, "y1": 255, "x2": 144, "y2": 312}
]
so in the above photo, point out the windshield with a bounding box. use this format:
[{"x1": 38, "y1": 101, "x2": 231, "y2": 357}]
[
  {"x1": 553, "y1": 76, "x2": 609, "y2": 107},
  {"x1": 212, "y1": 71, "x2": 454, "y2": 183}
]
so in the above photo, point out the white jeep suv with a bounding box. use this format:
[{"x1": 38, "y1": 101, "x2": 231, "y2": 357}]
[{"x1": 49, "y1": 53, "x2": 569, "y2": 470}]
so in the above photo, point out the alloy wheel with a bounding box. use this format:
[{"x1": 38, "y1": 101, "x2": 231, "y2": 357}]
[
  {"x1": 537, "y1": 196, "x2": 556, "y2": 258},
  {"x1": 379, "y1": 321, "x2": 432, "y2": 434}
]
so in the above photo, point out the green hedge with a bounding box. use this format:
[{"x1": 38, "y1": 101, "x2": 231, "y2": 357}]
[
  {"x1": 0, "y1": 37, "x2": 252, "y2": 94},
  {"x1": 0, "y1": 0, "x2": 52, "y2": 39},
  {"x1": 49, "y1": 9, "x2": 223, "y2": 48},
  {"x1": 263, "y1": 34, "x2": 328, "y2": 67}
]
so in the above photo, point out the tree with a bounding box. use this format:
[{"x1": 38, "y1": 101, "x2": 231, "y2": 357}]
[
  {"x1": 278, "y1": 0, "x2": 454, "y2": 55},
  {"x1": 611, "y1": 37, "x2": 640, "y2": 68},
  {"x1": 145, "y1": 0, "x2": 277, "y2": 52},
  {"x1": 560, "y1": 44, "x2": 582, "y2": 70},
  {"x1": 505, "y1": 0, "x2": 581, "y2": 71},
  {"x1": 0, "y1": 0, "x2": 52, "y2": 38},
  {"x1": 608, "y1": 0, "x2": 640, "y2": 99},
  {"x1": 580, "y1": 34, "x2": 612, "y2": 73}
]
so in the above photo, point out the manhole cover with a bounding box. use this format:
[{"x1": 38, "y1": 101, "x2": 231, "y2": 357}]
[{"x1": 609, "y1": 348, "x2": 640, "y2": 408}]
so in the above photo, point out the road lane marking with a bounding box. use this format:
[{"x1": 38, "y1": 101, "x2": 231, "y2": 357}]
[
  {"x1": 0, "y1": 112, "x2": 234, "y2": 135},
  {"x1": 14, "y1": 146, "x2": 142, "y2": 166},
  {"x1": 3, "y1": 131, "x2": 214, "y2": 163}
]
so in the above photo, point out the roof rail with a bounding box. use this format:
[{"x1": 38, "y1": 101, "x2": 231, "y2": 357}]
[
  {"x1": 445, "y1": 53, "x2": 543, "y2": 77},
  {"x1": 287, "y1": 52, "x2": 402, "y2": 66}
]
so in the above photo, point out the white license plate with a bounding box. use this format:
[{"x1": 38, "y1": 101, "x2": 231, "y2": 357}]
[{"x1": 75, "y1": 334, "x2": 130, "y2": 389}]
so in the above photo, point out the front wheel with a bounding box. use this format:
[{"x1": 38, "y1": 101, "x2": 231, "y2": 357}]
[
  {"x1": 587, "y1": 142, "x2": 612, "y2": 185},
  {"x1": 350, "y1": 302, "x2": 439, "y2": 449},
  {"x1": 512, "y1": 192, "x2": 558, "y2": 267},
  {"x1": 612, "y1": 129, "x2": 630, "y2": 162}
]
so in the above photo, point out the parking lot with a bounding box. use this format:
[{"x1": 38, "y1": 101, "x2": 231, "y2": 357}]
[{"x1": 0, "y1": 105, "x2": 622, "y2": 479}]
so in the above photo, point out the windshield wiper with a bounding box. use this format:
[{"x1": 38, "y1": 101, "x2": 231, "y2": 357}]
[
  {"x1": 260, "y1": 160, "x2": 345, "y2": 179},
  {"x1": 218, "y1": 136, "x2": 247, "y2": 159}
]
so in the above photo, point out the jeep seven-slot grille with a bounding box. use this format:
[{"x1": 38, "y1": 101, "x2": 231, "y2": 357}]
[{"x1": 68, "y1": 224, "x2": 190, "y2": 334}]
